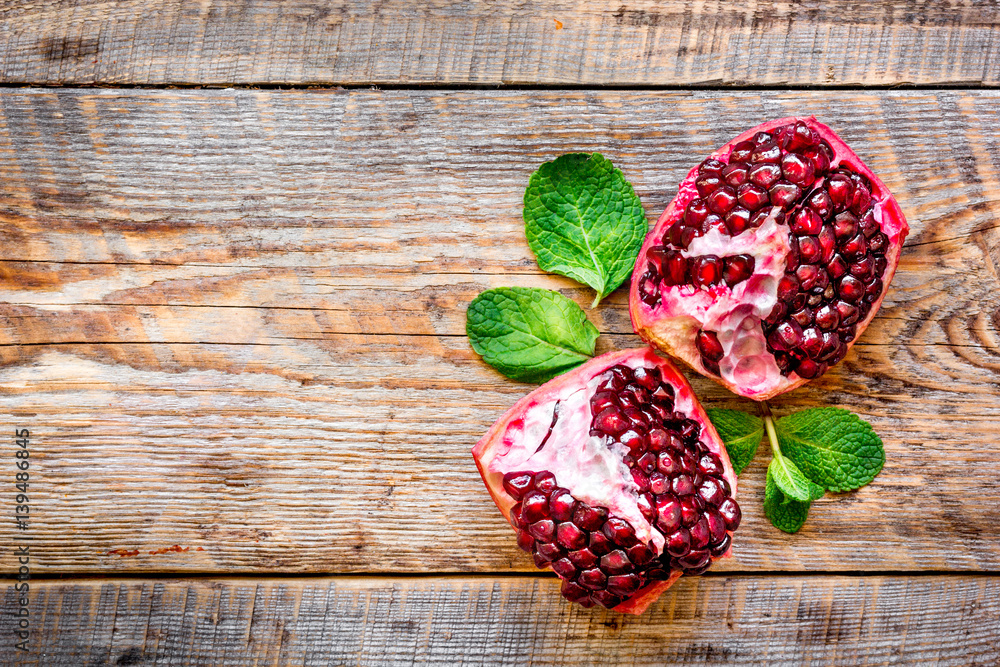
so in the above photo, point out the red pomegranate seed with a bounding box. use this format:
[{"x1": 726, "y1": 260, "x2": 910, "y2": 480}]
[
  {"x1": 722, "y1": 162, "x2": 749, "y2": 187},
  {"x1": 707, "y1": 186, "x2": 738, "y2": 215},
  {"x1": 791, "y1": 208, "x2": 822, "y2": 235},
  {"x1": 690, "y1": 256, "x2": 722, "y2": 288},
  {"x1": 695, "y1": 330, "x2": 725, "y2": 361},
  {"x1": 725, "y1": 207, "x2": 751, "y2": 235},
  {"x1": 781, "y1": 152, "x2": 815, "y2": 186}
]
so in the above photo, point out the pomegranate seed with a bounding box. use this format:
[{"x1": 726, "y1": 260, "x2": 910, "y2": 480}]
[
  {"x1": 808, "y1": 189, "x2": 834, "y2": 219},
  {"x1": 838, "y1": 275, "x2": 865, "y2": 302},
  {"x1": 710, "y1": 534, "x2": 732, "y2": 557},
  {"x1": 722, "y1": 162, "x2": 749, "y2": 187},
  {"x1": 521, "y1": 491, "x2": 549, "y2": 523},
  {"x1": 836, "y1": 300, "x2": 860, "y2": 325},
  {"x1": 602, "y1": 517, "x2": 636, "y2": 546},
  {"x1": 536, "y1": 541, "x2": 563, "y2": 562},
  {"x1": 725, "y1": 207, "x2": 751, "y2": 235},
  {"x1": 690, "y1": 517, "x2": 711, "y2": 550},
  {"x1": 600, "y1": 549, "x2": 632, "y2": 575},
  {"x1": 684, "y1": 200, "x2": 710, "y2": 228},
  {"x1": 560, "y1": 579, "x2": 590, "y2": 602},
  {"x1": 827, "y1": 254, "x2": 849, "y2": 279},
  {"x1": 607, "y1": 574, "x2": 641, "y2": 596},
  {"x1": 790, "y1": 306, "x2": 813, "y2": 328},
  {"x1": 695, "y1": 329, "x2": 725, "y2": 362},
  {"x1": 679, "y1": 495, "x2": 703, "y2": 526},
  {"x1": 516, "y1": 529, "x2": 534, "y2": 552},
  {"x1": 818, "y1": 225, "x2": 836, "y2": 263},
  {"x1": 637, "y1": 451, "x2": 657, "y2": 473},
  {"x1": 860, "y1": 209, "x2": 880, "y2": 237},
  {"x1": 594, "y1": 406, "x2": 628, "y2": 435},
  {"x1": 672, "y1": 474, "x2": 695, "y2": 497},
  {"x1": 751, "y1": 142, "x2": 781, "y2": 164},
  {"x1": 730, "y1": 140, "x2": 754, "y2": 162},
  {"x1": 707, "y1": 186, "x2": 738, "y2": 214},
  {"x1": 814, "y1": 304, "x2": 841, "y2": 331},
  {"x1": 556, "y1": 522, "x2": 587, "y2": 550},
  {"x1": 529, "y1": 519, "x2": 556, "y2": 542},
  {"x1": 769, "y1": 320, "x2": 804, "y2": 350},
  {"x1": 723, "y1": 254, "x2": 755, "y2": 286},
  {"x1": 551, "y1": 557, "x2": 578, "y2": 579},
  {"x1": 869, "y1": 232, "x2": 888, "y2": 255},
  {"x1": 801, "y1": 327, "x2": 824, "y2": 357},
  {"x1": 690, "y1": 255, "x2": 722, "y2": 288},
  {"x1": 798, "y1": 236, "x2": 822, "y2": 264},
  {"x1": 579, "y1": 568, "x2": 607, "y2": 590},
  {"x1": 717, "y1": 498, "x2": 742, "y2": 531},
  {"x1": 698, "y1": 476, "x2": 727, "y2": 506},
  {"x1": 666, "y1": 528, "x2": 692, "y2": 557},
  {"x1": 503, "y1": 472, "x2": 534, "y2": 500},
  {"x1": 698, "y1": 453, "x2": 724, "y2": 476},
  {"x1": 781, "y1": 152, "x2": 815, "y2": 186},
  {"x1": 534, "y1": 471, "x2": 557, "y2": 494},
  {"x1": 749, "y1": 162, "x2": 782, "y2": 188},
  {"x1": 662, "y1": 250, "x2": 689, "y2": 285},
  {"x1": 791, "y1": 208, "x2": 822, "y2": 235},
  {"x1": 572, "y1": 503, "x2": 607, "y2": 531},
  {"x1": 827, "y1": 174, "x2": 854, "y2": 209},
  {"x1": 549, "y1": 489, "x2": 577, "y2": 521},
  {"x1": 705, "y1": 508, "x2": 728, "y2": 544},
  {"x1": 696, "y1": 175, "x2": 723, "y2": 198},
  {"x1": 700, "y1": 158, "x2": 725, "y2": 176},
  {"x1": 841, "y1": 233, "x2": 868, "y2": 260},
  {"x1": 588, "y1": 530, "x2": 612, "y2": 556},
  {"x1": 678, "y1": 549, "x2": 711, "y2": 571},
  {"x1": 737, "y1": 183, "x2": 769, "y2": 211},
  {"x1": 777, "y1": 274, "x2": 800, "y2": 302},
  {"x1": 753, "y1": 131, "x2": 773, "y2": 146},
  {"x1": 795, "y1": 359, "x2": 827, "y2": 379},
  {"x1": 769, "y1": 181, "x2": 802, "y2": 207},
  {"x1": 656, "y1": 495, "x2": 683, "y2": 533},
  {"x1": 568, "y1": 548, "x2": 598, "y2": 569},
  {"x1": 850, "y1": 183, "x2": 872, "y2": 214},
  {"x1": 627, "y1": 543, "x2": 654, "y2": 567},
  {"x1": 632, "y1": 366, "x2": 660, "y2": 390}
]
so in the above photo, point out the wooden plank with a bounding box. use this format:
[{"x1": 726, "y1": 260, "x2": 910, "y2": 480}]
[
  {"x1": 1, "y1": 575, "x2": 996, "y2": 666},
  {"x1": 1, "y1": 1, "x2": 999, "y2": 86},
  {"x1": 1, "y1": 89, "x2": 999, "y2": 574}
]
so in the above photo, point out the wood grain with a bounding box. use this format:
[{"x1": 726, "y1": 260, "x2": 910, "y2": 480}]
[
  {"x1": 1, "y1": 1, "x2": 999, "y2": 86},
  {"x1": 1, "y1": 89, "x2": 999, "y2": 574},
  {"x1": 1, "y1": 575, "x2": 996, "y2": 666}
]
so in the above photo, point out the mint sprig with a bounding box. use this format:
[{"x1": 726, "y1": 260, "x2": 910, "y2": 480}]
[
  {"x1": 524, "y1": 153, "x2": 647, "y2": 307},
  {"x1": 707, "y1": 404, "x2": 885, "y2": 534},
  {"x1": 775, "y1": 407, "x2": 884, "y2": 492},
  {"x1": 763, "y1": 466, "x2": 812, "y2": 534},
  {"x1": 704, "y1": 409, "x2": 762, "y2": 475},
  {"x1": 466, "y1": 287, "x2": 598, "y2": 383}
]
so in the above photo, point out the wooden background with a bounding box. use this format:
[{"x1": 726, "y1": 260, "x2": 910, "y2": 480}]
[{"x1": 1, "y1": 2, "x2": 999, "y2": 666}]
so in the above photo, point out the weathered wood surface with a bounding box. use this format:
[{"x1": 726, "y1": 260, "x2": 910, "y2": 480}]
[
  {"x1": 2, "y1": 575, "x2": 997, "y2": 666},
  {"x1": 1, "y1": 1, "x2": 999, "y2": 86},
  {"x1": 0, "y1": 89, "x2": 999, "y2": 575}
]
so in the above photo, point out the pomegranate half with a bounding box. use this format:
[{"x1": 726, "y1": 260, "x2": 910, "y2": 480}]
[
  {"x1": 629, "y1": 117, "x2": 908, "y2": 400},
  {"x1": 473, "y1": 347, "x2": 740, "y2": 614}
]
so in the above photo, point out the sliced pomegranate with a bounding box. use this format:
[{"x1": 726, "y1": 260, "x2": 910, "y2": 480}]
[
  {"x1": 629, "y1": 117, "x2": 909, "y2": 400},
  {"x1": 473, "y1": 348, "x2": 739, "y2": 614}
]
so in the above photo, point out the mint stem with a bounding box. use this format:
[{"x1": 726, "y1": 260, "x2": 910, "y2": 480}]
[
  {"x1": 760, "y1": 400, "x2": 780, "y2": 459},
  {"x1": 591, "y1": 292, "x2": 601, "y2": 309}
]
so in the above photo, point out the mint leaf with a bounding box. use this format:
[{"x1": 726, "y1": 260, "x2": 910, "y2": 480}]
[
  {"x1": 764, "y1": 466, "x2": 811, "y2": 534},
  {"x1": 705, "y1": 409, "x2": 763, "y2": 476},
  {"x1": 524, "y1": 153, "x2": 647, "y2": 305},
  {"x1": 775, "y1": 407, "x2": 885, "y2": 493},
  {"x1": 466, "y1": 287, "x2": 598, "y2": 383},
  {"x1": 768, "y1": 453, "x2": 825, "y2": 503}
]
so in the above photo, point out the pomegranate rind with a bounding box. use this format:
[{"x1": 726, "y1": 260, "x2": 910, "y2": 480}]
[
  {"x1": 472, "y1": 347, "x2": 736, "y2": 615},
  {"x1": 628, "y1": 116, "x2": 909, "y2": 400}
]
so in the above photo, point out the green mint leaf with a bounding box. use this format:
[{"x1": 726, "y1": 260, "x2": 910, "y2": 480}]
[
  {"x1": 523, "y1": 153, "x2": 647, "y2": 305},
  {"x1": 775, "y1": 407, "x2": 885, "y2": 493},
  {"x1": 704, "y1": 409, "x2": 763, "y2": 476},
  {"x1": 764, "y1": 466, "x2": 811, "y2": 534},
  {"x1": 768, "y1": 453, "x2": 825, "y2": 503},
  {"x1": 466, "y1": 287, "x2": 599, "y2": 383}
]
